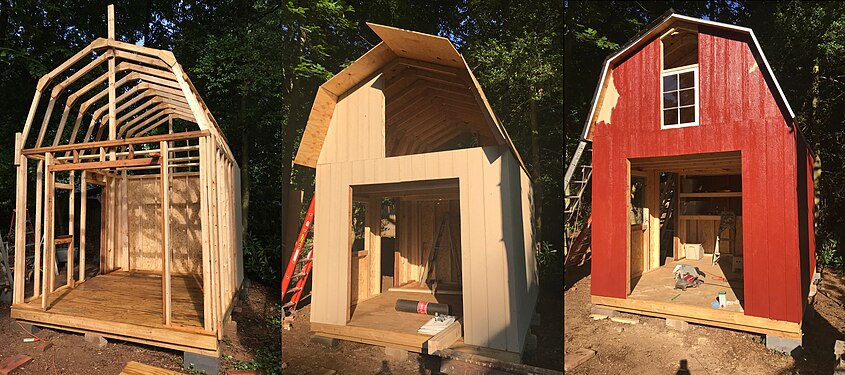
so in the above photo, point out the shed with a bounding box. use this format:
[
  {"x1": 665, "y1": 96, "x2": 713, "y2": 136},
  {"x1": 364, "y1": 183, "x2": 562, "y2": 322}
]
[
  {"x1": 9, "y1": 7, "x2": 243, "y2": 361},
  {"x1": 583, "y1": 13, "x2": 816, "y2": 345},
  {"x1": 294, "y1": 23, "x2": 539, "y2": 358}
]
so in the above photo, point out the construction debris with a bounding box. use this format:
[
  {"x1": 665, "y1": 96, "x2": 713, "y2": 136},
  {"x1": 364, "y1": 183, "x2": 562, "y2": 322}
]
[
  {"x1": 0, "y1": 355, "x2": 32, "y2": 375},
  {"x1": 563, "y1": 348, "x2": 596, "y2": 372},
  {"x1": 610, "y1": 317, "x2": 639, "y2": 325},
  {"x1": 589, "y1": 314, "x2": 608, "y2": 320}
]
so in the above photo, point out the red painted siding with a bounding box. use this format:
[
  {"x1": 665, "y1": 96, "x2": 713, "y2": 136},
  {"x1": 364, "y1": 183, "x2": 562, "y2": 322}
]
[{"x1": 591, "y1": 30, "x2": 811, "y2": 323}]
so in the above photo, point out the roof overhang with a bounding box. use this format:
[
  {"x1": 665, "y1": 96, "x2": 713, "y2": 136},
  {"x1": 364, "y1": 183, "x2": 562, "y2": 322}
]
[
  {"x1": 581, "y1": 13, "x2": 795, "y2": 142},
  {"x1": 294, "y1": 23, "x2": 529, "y2": 175}
]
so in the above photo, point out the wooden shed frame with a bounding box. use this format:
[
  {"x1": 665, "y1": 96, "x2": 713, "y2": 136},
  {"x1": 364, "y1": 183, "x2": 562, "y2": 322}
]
[
  {"x1": 583, "y1": 12, "x2": 817, "y2": 343},
  {"x1": 9, "y1": 7, "x2": 243, "y2": 356},
  {"x1": 294, "y1": 23, "x2": 539, "y2": 359}
]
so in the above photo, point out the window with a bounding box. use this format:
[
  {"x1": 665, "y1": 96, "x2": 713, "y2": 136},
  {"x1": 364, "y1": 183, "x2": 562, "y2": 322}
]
[{"x1": 661, "y1": 67, "x2": 698, "y2": 128}]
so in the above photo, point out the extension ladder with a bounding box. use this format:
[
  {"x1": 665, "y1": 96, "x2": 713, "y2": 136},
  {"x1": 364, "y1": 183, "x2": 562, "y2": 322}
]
[
  {"x1": 564, "y1": 140, "x2": 592, "y2": 256},
  {"x1": 282, "y1": 197, "x2": 315, "y2": 314},
  {"x1": 0, "y1": 209, "x2": 35, "y2": 290}
]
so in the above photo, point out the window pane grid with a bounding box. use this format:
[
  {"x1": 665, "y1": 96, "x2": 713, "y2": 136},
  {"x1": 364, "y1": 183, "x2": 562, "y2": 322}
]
[{"x1": 661, "y1": 69, "x2": 696, "y2": 127}]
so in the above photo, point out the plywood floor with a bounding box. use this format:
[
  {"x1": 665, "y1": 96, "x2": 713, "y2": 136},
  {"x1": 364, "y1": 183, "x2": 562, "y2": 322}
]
[
  {"x1": 629, "y1": 256, "x2": 744, "y2": 313},
  {"x1": 350, "y1": 290, "x2": 463, "y2": 333},
  {"x1": 313, "y1": 290, "x2": 463, "y2": 352},
  {"x1": 18, "y1": 271, "x2": 204, "y2": 328}
]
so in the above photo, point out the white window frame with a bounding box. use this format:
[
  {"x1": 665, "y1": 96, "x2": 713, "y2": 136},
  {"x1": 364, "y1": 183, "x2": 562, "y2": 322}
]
[{"x1": 660, "y1": 65, "x2": 699, "y2": 129}]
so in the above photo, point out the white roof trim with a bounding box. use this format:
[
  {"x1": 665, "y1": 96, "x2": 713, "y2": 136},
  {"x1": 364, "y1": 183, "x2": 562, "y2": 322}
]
[{"x1": 581, "y1": 14, "x2": 795, "y2": 141}]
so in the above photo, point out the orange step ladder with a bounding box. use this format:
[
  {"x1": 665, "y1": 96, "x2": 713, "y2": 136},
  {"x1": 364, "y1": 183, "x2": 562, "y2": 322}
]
[{"x1": 282, "y1": 197, "x2": 315, "y2": 314}]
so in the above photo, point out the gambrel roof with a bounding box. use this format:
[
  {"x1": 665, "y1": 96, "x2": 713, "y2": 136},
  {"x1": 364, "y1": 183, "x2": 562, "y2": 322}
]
[
  {"x1": 20, "y1": 37, "x2": 232, "y2": 159},
  {"x1": 581, "y1": 12, "x2": 796, "y2": 141},
  {"x1": 294, "y1": 23, "x2": 528, "y2": 174}
]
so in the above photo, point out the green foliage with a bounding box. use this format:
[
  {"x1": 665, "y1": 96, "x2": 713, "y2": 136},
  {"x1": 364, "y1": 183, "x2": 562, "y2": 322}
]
[
  {"x1": 819, "y1": 237, "x2": 844, "y2": 271},
  {"x1": 571, "y1": 26, "x2": 619, "y2": 50},
  {"x1": 223, "y1": 350, "x2": 283, "y2": 375},
  {"x1": 537, "y1": 241, "x2": 562, "y2": 283},
  {"x1": 266, "y1": 303, "x2": 283, "y2": 330},
  {"x1": 242, "y1": 233, "x2": 281, "y2": 284}
]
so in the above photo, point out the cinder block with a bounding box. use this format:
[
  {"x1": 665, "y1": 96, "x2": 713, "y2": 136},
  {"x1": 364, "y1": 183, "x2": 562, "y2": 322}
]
[
  {"x1": 84, "y1": 333, "x2": 107, "y2": 348},
  {"x1": 183, "y1": 351, "x2": 220, "y2": 374},
  {"x1": 18, "y1": 322, "x2": 41, "y2": 334},
  {"x1": 310, "y1": 334, "x2": 337, "y2": 348},
  {"x1": 766, "y1": 334, "x2": 802, "y2": 356},
  {"x1": 590, "y1": 306, "x2": 620, "y2": 317},
  {"x1": 666, "y1": 318, "x2": 689, "y2": 332},
  {"x1": 384, "y1": 346, "x2": 408, "y2": 361}
]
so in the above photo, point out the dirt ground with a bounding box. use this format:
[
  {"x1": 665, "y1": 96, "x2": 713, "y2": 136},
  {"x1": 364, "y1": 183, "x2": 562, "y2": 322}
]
[
  {"x1": 281, "y1": 284, "x2": 564, "y2": 374},
  {"x1": 0, "y1": 280, "x2": 280, "y2": 375},
  {"x1": 564, "y1": 260, "x2": 845, "y2": 374}
]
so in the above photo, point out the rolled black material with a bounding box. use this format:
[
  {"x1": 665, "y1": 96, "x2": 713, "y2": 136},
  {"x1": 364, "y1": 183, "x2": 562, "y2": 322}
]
[{"x1": 395, "y1": 298, "x2": 450, "y2": 315}]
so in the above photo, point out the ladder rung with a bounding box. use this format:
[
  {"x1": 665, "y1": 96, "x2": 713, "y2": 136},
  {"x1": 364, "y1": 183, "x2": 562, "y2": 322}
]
[
  {"x1": 581, "y1": 165, "x2": 592, "y2": 169},
  {"x1": 286, "y1": 287, "x2": 302, "y2": 295},
  {"x1": 565, "y1": 195, "x2": 580, "y2": 199},
  {"x1": 291, "y1": 272, "x2": 306, "y2": 281},
  {"x1": 297, "y1": 258, "x2": 312, "y2": 264},
  {"x1": 282, "y1": 301, "x2": 296, "y2": 309}
]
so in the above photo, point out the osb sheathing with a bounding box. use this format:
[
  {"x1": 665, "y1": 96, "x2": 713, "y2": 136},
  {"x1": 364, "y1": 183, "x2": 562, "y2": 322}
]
[{"x1": 126, "y1": 174, "x2": 202, "y2": 274}]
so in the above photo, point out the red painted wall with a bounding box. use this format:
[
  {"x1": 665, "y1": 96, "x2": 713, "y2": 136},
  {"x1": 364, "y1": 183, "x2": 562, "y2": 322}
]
[{"x1": 590, "y1": 29, "x2": 813, "y2": 323}]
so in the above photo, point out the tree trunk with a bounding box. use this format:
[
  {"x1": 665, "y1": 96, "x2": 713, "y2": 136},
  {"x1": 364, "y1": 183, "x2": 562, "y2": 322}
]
[
  {"x1": 530, "y1": 85, "x2": 543, "y2": 248},
  {"x1": 240, "y1": 94, "x2": 250, "y2": 237},
  {"x1": 280, "y1": 27, "x2": 306, "y2": 261}
]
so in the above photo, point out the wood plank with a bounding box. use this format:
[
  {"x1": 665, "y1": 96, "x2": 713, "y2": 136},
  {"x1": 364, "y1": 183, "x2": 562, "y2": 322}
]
[
  {"x1": 120, "y1": 361, "x2": 182, "y2": 375},
  {"x1": 67, "y1": 170, "x2": 75, "y2": 288},
  {"x1": 591, "y1": 295, "x2": 801, "y2": 338},
  {"x1": 198, "y1": 137, "x2": 212, "y2": 332},
  {"x1": 79, "y1": 171, "x2": 87, "y2": 282},
  {"x1": 34, "y1": 161, "x2": 43, "y2": 297},
  {"x1": 161, "y1": 141, "x2": 172, "y2": 325},
  {"x1": 0, "y1": 355, "x2": 32, "y2": 375},
  {"x1": 12, "y1": 134, "x2": 27, "y2": 304},
  {"x1": 22, "y1": 130, "x2": 209, "y2": 156},
  {"x1": 426, "y1": 320, "x2": 462, "y2": 354},
  {"x1": 42, "y1": 153, "x2": 55, "y2": 309},
  {"x1": 49, "y1": 157, "x2": 160, "y2": 172},
  {"x1": 563, "y1": 348, "x2": 596, "y2": 372}
]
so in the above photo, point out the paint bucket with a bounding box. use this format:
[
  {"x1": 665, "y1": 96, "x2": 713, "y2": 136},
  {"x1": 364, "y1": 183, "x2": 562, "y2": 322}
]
[{"x1": 718, "y1": 291, "x2": 727, "y2": 308}]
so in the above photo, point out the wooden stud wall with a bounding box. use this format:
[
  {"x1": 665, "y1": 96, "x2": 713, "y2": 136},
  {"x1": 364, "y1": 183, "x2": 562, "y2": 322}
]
[
  {"x1": 394, "y1": 199, "x2": 461, "y2": 286},
  {"x1": 10, "y1": 7, "x2": 244, "y2": 353}
]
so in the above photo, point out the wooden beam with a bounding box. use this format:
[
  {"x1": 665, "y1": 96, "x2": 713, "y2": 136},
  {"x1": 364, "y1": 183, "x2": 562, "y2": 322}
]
[
  {"x1": 12, "y1": 134, "x2": 27, "y2": 304},
  {"x1": 22, "y1": 130, "x2": 209, "y2": 156},
  {"x1": 198, "y1": 137, "x2": 212, "y2": 332},
  {"x1": 160, "y1": 141, "x2": 172, "y2": 325},
  {"x1": 33, "y1": 161, "x2": 43, "y2": 298},
  {"x1": 42, "y1": 153, "x2": 55, "y2": 310},
  {"x1": 49, "y1": 157, "x2": 159, "y2": 172},
  {"x1": 79, "y1": 171, "x2": 87, "y2": 282},
  {"x1": 107, "y1": 5, "x2": 116, "y2": 157},
  {"x1": 367, "y1": 196, "x2": 382, "y2": 297},
  {"x1": 67, "y1": 171, "x2": 75, "y2": 288},
  {"x1": 591, "y1": 295, "x2": 801, "y2": 339}
]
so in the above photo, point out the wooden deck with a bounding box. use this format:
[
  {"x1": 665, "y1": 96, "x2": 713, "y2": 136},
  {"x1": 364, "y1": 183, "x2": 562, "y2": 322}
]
[
  {"x1": 594, "y1": 255, "x2": 802, "y2": 339},
  {"x1": 629, "y1": 256, "x2": 744, "y2": 312},
  {"x1": 312, "y1": 290, "x2": 463, "y2": 353},
  {"x1": 11, "y1": 271, "x2": 217, "y2": 355}
]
